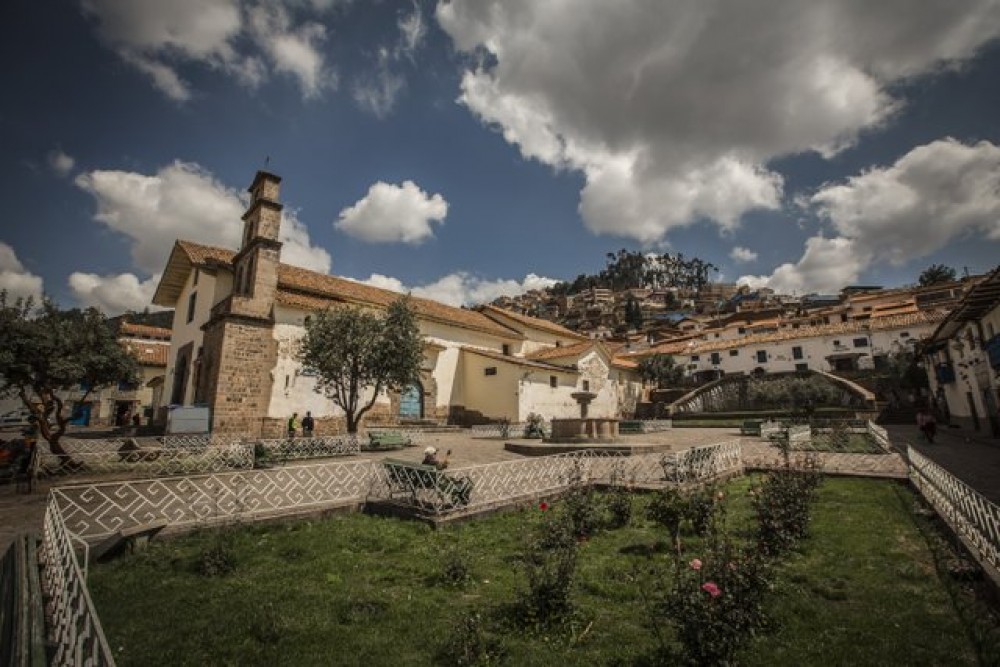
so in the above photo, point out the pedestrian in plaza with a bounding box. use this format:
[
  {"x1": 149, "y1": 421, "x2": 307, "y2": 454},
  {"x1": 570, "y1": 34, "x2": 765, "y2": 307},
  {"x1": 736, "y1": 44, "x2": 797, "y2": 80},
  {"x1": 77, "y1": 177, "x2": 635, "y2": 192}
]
[
  {"x1": 301, "y1": 411, "x2": 315, "y2": 437},
  {"x1": 422, "y1": 446, "x2": 451, "y2": 470},
  {"x1": 287, "y1": 412, "x2": 299, "y2": 438},
  {"x1": 916, "y1": 407, "x2": 937, "y2": 444}
]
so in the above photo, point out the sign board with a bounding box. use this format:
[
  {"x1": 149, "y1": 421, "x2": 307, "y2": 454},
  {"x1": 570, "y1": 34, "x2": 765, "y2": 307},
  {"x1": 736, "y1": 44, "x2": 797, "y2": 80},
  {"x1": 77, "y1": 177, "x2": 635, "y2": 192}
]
[{"x1": 166, "y1": 406, "x2": 210, "y2": 434}]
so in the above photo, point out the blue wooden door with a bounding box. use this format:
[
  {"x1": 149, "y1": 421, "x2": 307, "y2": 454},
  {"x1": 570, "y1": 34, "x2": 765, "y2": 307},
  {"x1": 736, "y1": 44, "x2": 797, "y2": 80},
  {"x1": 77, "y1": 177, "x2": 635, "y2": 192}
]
[{"x1": 399, "y1": 384, "x2": 422, "y2": 419}]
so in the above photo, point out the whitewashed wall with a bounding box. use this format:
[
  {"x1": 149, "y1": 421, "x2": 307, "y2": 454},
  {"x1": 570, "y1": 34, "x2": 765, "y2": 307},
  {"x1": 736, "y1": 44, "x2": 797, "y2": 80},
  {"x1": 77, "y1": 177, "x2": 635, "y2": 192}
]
[{"x1": 164, "y1": 268, "x2": 220, "y2": 406}]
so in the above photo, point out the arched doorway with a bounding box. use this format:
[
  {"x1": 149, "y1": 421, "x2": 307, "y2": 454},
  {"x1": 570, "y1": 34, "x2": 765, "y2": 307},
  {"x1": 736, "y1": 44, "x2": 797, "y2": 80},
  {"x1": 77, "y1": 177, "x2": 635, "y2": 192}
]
[{"x1": 399, "y1": 382, "x2": 423, "y2": 420}]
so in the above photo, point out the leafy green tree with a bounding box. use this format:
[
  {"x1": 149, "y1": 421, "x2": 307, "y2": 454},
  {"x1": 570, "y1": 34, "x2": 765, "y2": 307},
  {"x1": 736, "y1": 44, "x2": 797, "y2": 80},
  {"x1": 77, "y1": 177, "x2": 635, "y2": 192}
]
[
  {"x1": 0, "y1": 293, "x2": 138, "y2": 458},
  {"x1": 298, "y1": 296, "x2": 423, "y2": 433},
  {"x1": 638, "y1": 354, "x2": 686, "y2": 388},
  {"x1": 918, "y1": 264, "x2": 957, "y2": 286}
]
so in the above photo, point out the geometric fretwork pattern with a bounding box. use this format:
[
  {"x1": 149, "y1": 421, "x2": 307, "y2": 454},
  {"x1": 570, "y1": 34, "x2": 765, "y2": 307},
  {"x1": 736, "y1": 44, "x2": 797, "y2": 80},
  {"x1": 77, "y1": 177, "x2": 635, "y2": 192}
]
[
  {"x1": 908, "y1": 446, "x2": 1000, "y2": 585},
  {"x1": 51, "y1": 460, "x2": 379, "y2": 541},
  {"x1": 743, "y1": 421, "x2": 906, "y2": 477},
  {"x1": 36, "y1": 440, "x2": 254, "y2": 478},
  {"x1": 251, "y1": 435, "x2": 361, "y2": 461},
  {"x1": 40, "y1": 502, "x2": 116, "y2": 667},
  {"x1": 380, "y1": 441, "x2": 744, "y2": 515}
]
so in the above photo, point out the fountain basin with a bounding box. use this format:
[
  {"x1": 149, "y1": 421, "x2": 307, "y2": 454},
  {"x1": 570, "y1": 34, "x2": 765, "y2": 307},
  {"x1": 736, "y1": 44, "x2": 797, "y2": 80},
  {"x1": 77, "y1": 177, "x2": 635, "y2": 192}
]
[{"x1": 546, "y1": 417, "x2": 619, "y2": 443}]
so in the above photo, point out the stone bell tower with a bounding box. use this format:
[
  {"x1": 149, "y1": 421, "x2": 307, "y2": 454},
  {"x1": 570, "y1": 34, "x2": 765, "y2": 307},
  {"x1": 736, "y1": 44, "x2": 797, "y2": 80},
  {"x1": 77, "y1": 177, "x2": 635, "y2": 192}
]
[{"x1": 199, "y1": 170, "x2": 284, "y2": 436}]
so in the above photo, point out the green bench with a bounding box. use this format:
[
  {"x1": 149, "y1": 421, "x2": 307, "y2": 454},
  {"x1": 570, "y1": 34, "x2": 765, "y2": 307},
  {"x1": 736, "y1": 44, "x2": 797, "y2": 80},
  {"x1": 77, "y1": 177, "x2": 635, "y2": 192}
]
[
  {"x1": 382, "y1": 459, "x2": 473, "y2": 511},
  {"x1": 368, "y1": 431, "x2": 412, "y2": 450},
  {"x1": 619, "y1": 420, "x2": 645, "y2": 435},
  {"x1": 740, "y1": 420, "x2": 763, "y2": 436}
]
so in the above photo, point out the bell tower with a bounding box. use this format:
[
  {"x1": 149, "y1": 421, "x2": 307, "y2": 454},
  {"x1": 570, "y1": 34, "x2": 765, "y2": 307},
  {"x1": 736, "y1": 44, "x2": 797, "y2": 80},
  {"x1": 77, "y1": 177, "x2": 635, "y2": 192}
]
[
  {"x1": 199, "y1": 170, "x2": 284, "y2": 437},
  {"x1": 230, "y1": 170, "x2": 283, "y2": 318}
]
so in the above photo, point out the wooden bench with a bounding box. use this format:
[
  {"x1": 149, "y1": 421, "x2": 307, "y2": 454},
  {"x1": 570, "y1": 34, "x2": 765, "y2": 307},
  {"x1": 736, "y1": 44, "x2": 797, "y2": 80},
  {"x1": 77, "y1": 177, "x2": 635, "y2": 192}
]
[
  {"x1": 619, "y1": 420, "x2": 645, "y2": 435},
  {"x1": 740, "y1": 420, "x2": 763, "y2": 436},
  {"x1": 382, "y1": 459, "x2": 473, "y2": 511},
  {"x1": 368, "y1": 431, "x2": 412, "y2": 450}
]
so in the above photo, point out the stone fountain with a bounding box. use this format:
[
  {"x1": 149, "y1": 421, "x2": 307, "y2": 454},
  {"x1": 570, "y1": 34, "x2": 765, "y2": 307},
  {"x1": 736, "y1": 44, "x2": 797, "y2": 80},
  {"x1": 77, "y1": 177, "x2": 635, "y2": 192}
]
[{"x1": 546, "y1": 391, "x2": 619, "y2": 443}]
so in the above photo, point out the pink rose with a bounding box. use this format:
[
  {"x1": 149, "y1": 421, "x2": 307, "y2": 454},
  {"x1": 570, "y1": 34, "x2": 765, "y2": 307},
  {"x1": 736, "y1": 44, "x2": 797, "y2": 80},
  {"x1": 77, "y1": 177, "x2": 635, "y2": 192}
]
[
  {"x1": 689, "y1": 558, "x2": 702, "y2": 571},
  {"x1": 701, "y1": 582, "x2": 721, "y2": 598}
]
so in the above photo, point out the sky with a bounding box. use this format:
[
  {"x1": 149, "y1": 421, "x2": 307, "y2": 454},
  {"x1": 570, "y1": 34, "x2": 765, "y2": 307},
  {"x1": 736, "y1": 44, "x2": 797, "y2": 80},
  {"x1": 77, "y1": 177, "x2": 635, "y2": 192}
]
[{"x1": 2, "y1": 0, "x2": 1000, "y2": 315}]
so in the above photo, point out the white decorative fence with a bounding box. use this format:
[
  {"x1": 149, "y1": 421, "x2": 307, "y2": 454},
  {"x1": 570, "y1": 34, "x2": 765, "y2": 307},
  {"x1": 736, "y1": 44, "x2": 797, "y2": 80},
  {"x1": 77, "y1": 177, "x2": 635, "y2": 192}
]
[
  {"x1": 366, "y1": 428, "x2": 431, "y2": 445},
  {"x1": 381, "y1": 441, "x2": 744, "y2": 516},
  {"x1": 760, "y1": 420, "x2": 783, "y2": 439},
  {"x1": 907, "y1": 446, "x2": 1000, "y2": 586},
  {"x1": 40, "y1": 502, "x2": 116, "y2": 666},
  {"x1": 252, "y1": 435, "x2": 361, "y2": 462},
  {"x1": 867, "y1": 422, "x2": 892, "y2": 452},
  {"x1": 639, "y1": 419, "x2": 673, "y2": 433},
  {"x1": 469, "y1": 422, "x2": 539, "y2": 438},
  {"x1": 36, "y1": 439, "x2": 254, "y2": 478},
  {"x1": 50, "y1": 460, "x2": 378, "y2": 542}
]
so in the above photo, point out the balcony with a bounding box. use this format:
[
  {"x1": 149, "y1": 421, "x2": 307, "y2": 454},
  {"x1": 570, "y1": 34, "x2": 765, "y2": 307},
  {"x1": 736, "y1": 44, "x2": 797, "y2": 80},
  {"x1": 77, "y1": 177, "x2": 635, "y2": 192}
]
[
  {"x1": 985, "y1": 334, "x2": 1000, "y2": 370},
  {"x1": 935, "y1": 362, "x2": 956, "y2": 385}
]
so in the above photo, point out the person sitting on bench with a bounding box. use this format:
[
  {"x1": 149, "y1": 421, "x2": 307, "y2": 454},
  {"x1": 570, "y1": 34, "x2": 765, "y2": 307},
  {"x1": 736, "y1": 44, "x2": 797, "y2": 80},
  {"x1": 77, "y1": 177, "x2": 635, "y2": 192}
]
[{"x1": 422, "y1": 446, "x2": 450, "y2": 470}]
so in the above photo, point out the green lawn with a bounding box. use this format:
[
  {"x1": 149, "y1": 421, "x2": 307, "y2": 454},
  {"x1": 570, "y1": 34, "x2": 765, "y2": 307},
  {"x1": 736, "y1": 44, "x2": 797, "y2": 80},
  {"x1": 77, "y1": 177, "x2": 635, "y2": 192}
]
[{"x1": 89, "y1": 478, "x2": 982, "y2": 666}]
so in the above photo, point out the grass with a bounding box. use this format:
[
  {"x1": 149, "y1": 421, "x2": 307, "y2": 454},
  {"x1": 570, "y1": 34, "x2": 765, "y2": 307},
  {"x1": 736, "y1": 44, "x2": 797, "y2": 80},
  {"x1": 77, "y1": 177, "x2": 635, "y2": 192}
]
[
  {"x1": 89, "y1": 478, "x2": 984, "y2": 666},
  {"x1": 800, "y1": 432, "x2": 886, "y2": 454}
]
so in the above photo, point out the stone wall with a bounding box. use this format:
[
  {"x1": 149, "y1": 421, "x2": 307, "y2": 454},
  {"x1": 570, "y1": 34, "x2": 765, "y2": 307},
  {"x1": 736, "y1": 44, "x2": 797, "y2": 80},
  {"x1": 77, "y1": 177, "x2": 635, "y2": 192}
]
[{"x1": 204, "y1": 316, "x2": 277, "y2": 437}]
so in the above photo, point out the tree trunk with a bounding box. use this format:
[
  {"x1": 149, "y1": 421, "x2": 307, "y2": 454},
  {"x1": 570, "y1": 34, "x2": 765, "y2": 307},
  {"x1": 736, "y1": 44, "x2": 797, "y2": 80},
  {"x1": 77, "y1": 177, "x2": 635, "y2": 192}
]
[{"x1": 345, "y1": 412, "x2": 359, "y2": 434}]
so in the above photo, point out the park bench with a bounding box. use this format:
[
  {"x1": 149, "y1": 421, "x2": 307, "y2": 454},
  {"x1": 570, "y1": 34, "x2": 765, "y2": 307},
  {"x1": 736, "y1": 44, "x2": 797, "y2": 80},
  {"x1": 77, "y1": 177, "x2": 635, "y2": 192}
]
[
  {"x1": 740, "y1": 420, "x2": 763, "y2": 436},
  {"x1": 382, "y1": 459, "x2": 473, "y2": 511},
  {"x1": 368, "y1": 431, "x2": 412, "y2": 450},
  {"x1": 619, "y1": 420, "x2": 645, "y2": 435}
]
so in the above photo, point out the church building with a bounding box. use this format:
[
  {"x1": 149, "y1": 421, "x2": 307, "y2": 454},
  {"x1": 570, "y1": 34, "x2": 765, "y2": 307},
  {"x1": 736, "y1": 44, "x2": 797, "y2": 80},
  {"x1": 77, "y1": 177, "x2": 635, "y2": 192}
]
[{"x1": 152, "y1": 171, "x2": 643, "y2": 437}]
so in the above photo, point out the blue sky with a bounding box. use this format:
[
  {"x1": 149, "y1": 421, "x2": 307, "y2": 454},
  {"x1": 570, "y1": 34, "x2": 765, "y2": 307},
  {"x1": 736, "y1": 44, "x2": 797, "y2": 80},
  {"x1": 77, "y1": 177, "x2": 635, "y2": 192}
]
[{"x1": 2, "y1": 0, "x2": 1000, "y2": 314}]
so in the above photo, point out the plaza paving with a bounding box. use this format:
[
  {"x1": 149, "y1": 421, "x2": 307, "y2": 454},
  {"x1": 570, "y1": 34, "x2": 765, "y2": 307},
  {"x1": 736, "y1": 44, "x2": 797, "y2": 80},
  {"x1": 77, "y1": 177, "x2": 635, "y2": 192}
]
[{"x1": 2, "y1": 424, "x2": 999, "y2": 553}]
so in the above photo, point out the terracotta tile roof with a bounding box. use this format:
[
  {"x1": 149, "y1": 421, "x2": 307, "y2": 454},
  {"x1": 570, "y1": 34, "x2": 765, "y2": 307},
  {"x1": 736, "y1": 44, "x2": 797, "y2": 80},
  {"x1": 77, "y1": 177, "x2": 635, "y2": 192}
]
[
  {"x1": 275, "y1": 270, "x2": 522, "y2": 340},
  {"x1": 120, "y1": 322, "x2": 171, "y2": 339},
  {"x1": 525, "y1": 340, "x2": 596, "y2": 361},
  {"x1": 162, "y1": 240, "x2": 523, "y2": 339},
  {"x1": 177, "y1": 240, "x2": 236, "y2": 266},
  {"x1": 124, "y1": 341, "x2": 169, "y2": 367},
  {"x1": 611, "y1": 357, "x2": 640, "y2": 370},
  {"x1": 683, "y1": 309, "x2": 948, "y2": 355},
  {"x1": 478, "y1": 305, "x2": 586, "y2": 340},
  {"x1": 462, "y1": 346, "x2": 579, "y2": 373}
]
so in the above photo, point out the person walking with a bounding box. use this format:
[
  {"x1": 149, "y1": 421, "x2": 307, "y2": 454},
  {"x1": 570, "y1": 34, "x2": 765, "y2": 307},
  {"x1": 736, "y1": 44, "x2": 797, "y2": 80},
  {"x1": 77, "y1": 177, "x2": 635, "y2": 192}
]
[
  {"x1": 287, "y1": 412, "x2": 299, "y2": 438},
  {"x1": 916, "y1": 407, "x2": 937, "y2": 444},
  {"x1": 301, "y1": 411, "x2": 315, "y2": 437}
]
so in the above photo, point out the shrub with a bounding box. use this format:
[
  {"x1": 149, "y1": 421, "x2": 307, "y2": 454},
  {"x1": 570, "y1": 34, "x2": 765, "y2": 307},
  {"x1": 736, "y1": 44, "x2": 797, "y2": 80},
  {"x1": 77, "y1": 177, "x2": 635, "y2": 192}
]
[
  {"x1": 523, "y1": 413, "x2": 546, "y2": 438},
  {"x1": 518, "y1": 509, "x2": 579, "y2": 625},
  {"x1": 439, "y1": 548, "x2": 473, "y2": 587},
  {"x1": 659, "y1": 540, "x2": 774, "y2": 666},
  {"x1": 686, "y1": 487, "x2": 719, "y2": 537},
  {"x1": 751, "y1": 460, "x2": 823, "y2": 556},
  {"x1": 197, "y1": 540, "x2": 236, "y2": 577},
  {"x1": 437, "y1": 611, "x2": 507, "y2": 666},
  {"x1": 646, "y1": 487, "x2": 687, "y2": 540},
  {"x1": 605, "y1": 488, "x2": 633, "y2": 529}
]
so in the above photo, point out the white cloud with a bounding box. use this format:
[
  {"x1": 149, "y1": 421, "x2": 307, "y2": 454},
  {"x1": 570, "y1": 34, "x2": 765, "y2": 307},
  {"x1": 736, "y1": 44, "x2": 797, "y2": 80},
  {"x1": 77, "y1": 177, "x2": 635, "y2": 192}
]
[
  {"x1": 350, "y1": 3, "x2": 425, "y2": 117},
  {"x1": 47, "y1": 149, "x2": 76, "y2": 177},
  {"x1": 354, "y1": 271, "x2": 557, "y2": 307},
  {"x1": 437, "y1": 0, "x2": 1000, "y2": 242},
  {"x1": 729, "y1": 246, "x2": 758, "y2": 263},
  {"x1": 396, "y1": 3, "x2": 426, "y2": 58},
  {"x1": 75, "y1": 161, "x2": 331, "y2": 275},
  {"x1": 0, "y1": 243, "x2": 44, "y2": 303},
  {"x1": 335, "y1": 180, "x2": 447, "y2": 244},
  {"x1": 739, "y1": 236, "x2": 867, "y2": 295},
  {"x1": 246, "y1": 3, "x2": 334, "y2": 98},
  {"x1": 352, "y1": 47, "x2": 405, "y2": 118},
  {"x1": 68, "y1": 272, "x2": 165, "y2": 314},
  {"x1": 742, "y1": 138, "x2": 1000, "y2": 293},
  {"x1": 811, "y1": 138, "x2": 1000, "y2": 264},
  {"x1": 81, "y1": 0, "x2": 334, "y2": 100}
]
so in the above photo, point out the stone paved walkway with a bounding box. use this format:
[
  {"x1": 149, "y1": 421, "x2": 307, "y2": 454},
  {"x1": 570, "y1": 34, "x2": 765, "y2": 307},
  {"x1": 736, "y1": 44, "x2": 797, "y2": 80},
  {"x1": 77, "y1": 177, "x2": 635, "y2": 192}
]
[{"x1": 3, "y1": 424, "x2": 998, "y2": 553}]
